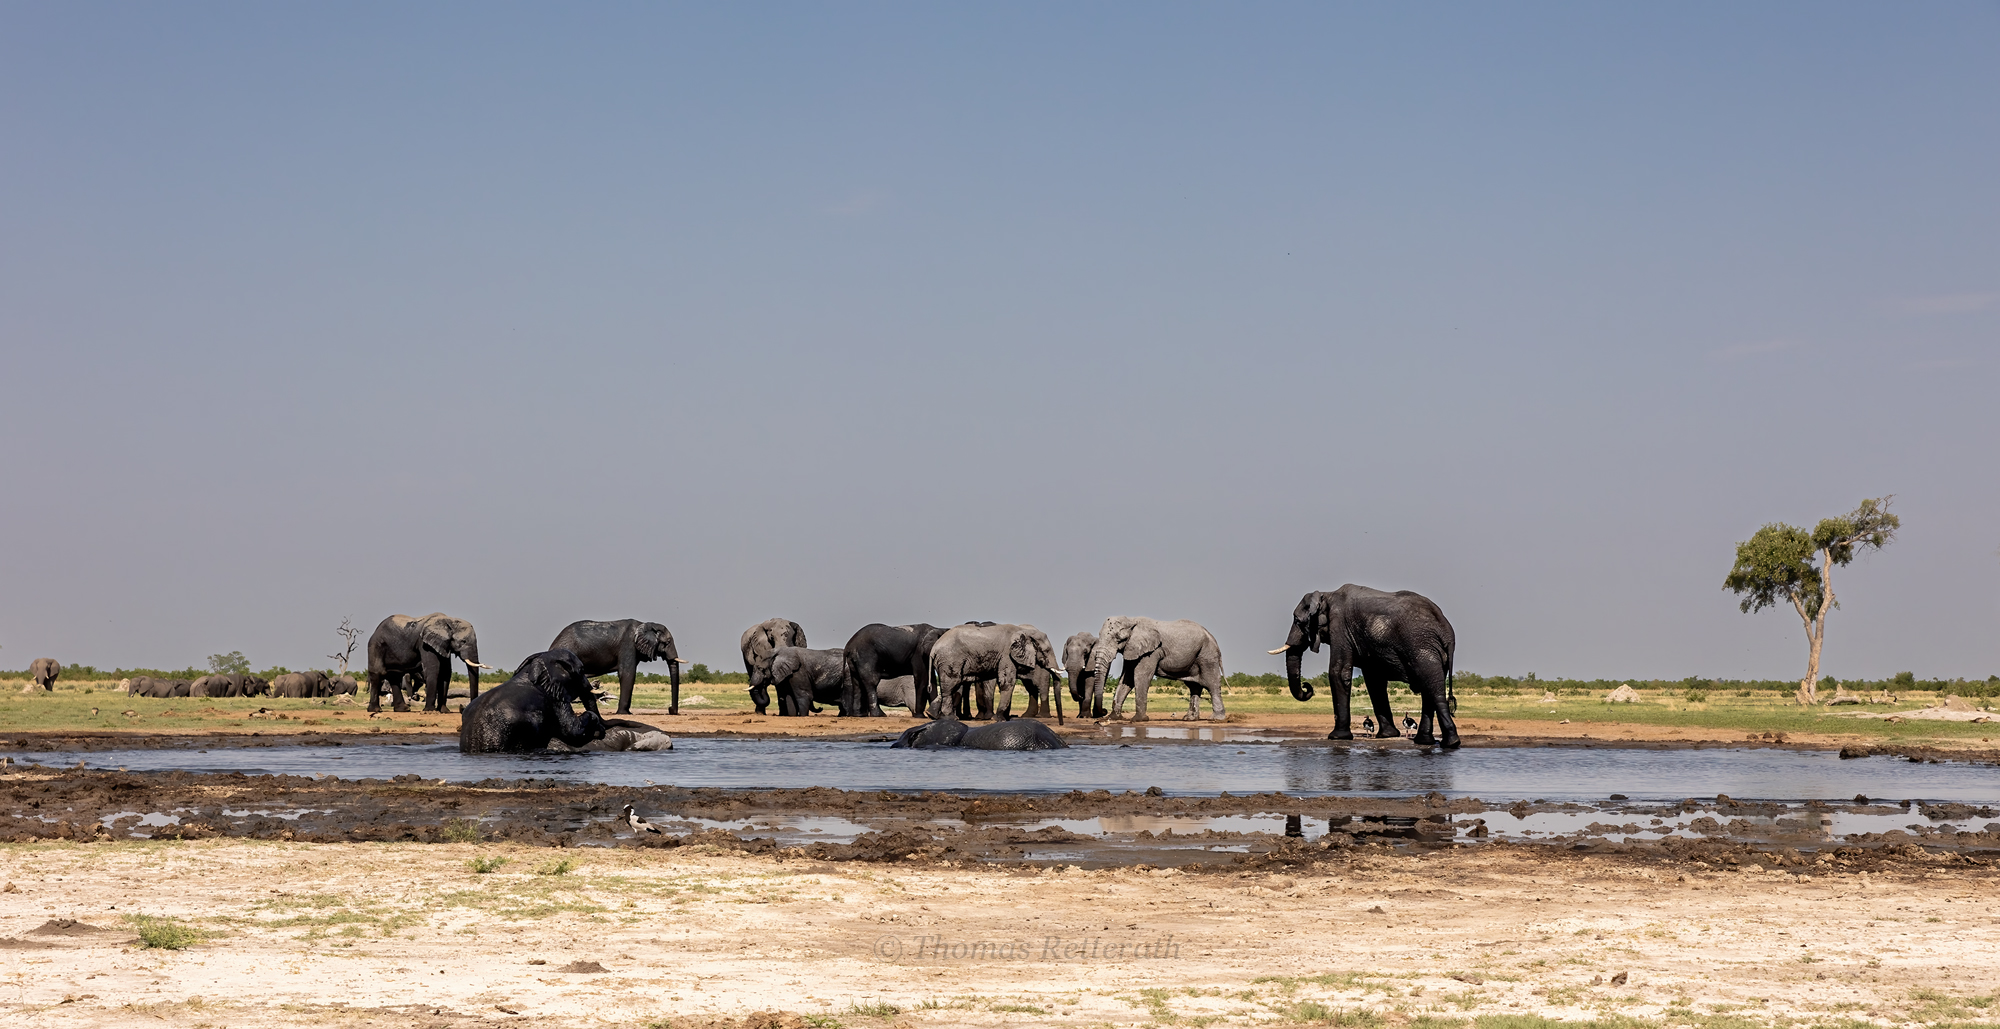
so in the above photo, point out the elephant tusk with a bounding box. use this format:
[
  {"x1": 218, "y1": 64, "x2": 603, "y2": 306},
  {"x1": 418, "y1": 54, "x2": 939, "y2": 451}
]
[
  {"x1": 463, "y1": 660, "x2": 498, "y2": 670},
  {"x1": 1266, "y1": 646, "x2": 1290, "y2": 655},
  {"x1": 675, "y1": 659, "x2": 690, "y2": 665}
]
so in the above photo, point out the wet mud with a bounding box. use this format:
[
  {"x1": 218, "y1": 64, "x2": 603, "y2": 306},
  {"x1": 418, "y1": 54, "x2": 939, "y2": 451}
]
[{"x1": 5, "y1": 766, "x2": 1996, "y2": 874}]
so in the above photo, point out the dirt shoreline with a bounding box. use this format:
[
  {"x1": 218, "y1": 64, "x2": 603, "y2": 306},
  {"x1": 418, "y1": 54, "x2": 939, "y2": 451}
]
[{"x1": 3, "y1": 826, "x2": 1996, "y2": 1029}]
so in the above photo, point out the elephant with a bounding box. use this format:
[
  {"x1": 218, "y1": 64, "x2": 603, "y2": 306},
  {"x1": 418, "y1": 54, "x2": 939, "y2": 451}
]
[
  {"x1": 1061, "y1": 633, "x2": 1107, "y2": 718},
  {"x1": 929, "y1": 623, "x2": 1064, "y2": 722},
  {"x1": 366, "y1": 613, "x2": 490, "y2": 713},
  {"x1": 1089, "y1": 617, "x2": 1227, "y2": 722},
  {"x1": 873, "y1": 675, "x2": 921, "y2": 714},
  {"x1": 459, "y1": 649, "x2": 607, "y2": 754},
  {"x1": 190, "y1": 675, "x2": 234, "y2": 698},
  {"x1": 740, "y1": 619, "x2": 808, "y2": 715},
  {"x1": 325, "y1": 674, "x2": 355, "y2": 696},
  {"x1": 842, "y1": 623, "x2": 946, "y2": 717},
  {"x1": 29, "y1": 658, "x2": 60, "y2": 692},
  {"x1": 892, "y1": 713, "x2": 1068, "y2": 750},
  {"x1": 227, "y1": 674, "x2": 271, "y2": 697},
  {"x1": 271, "y1": 670, "x2": 332, "y2": 698},
  {"x1": 551, "y1": 618, "x2": 686, "y2": 716},
  {"x1": 1270, "y1": 585, "x2": 1459, "y2": 749},
  {"x1": 124, "y1": 675, "x2": 169, "y2": 697},
  {"x1": 768, "y1": 647, "x2": 848, "y2": 717}
]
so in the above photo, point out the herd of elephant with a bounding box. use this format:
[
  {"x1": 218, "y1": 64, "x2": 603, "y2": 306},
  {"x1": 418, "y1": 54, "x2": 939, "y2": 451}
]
[
  {"x1": 121, "y1": 671, "x2": 359, "y2": 699},
  {"x1": 368, "y1": 584, "x2": 1465, "y2": 751},
  {"x1": 20, "y1": 584, "x2": 1463, "y2": 752}
]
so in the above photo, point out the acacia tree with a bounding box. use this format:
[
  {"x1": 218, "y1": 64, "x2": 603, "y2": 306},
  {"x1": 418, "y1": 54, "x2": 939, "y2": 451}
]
[{"x1": 1724, "y1": 496, "x2": 1899, "y2": 704}]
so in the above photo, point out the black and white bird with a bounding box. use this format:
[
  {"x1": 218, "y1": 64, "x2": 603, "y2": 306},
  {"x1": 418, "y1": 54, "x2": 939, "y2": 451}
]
[
  {"x1": 1402, "y1": 715, "x2": 1417, "y2": 732},
  {"x1": 623, "y1": 803, "x2": 663, "y2": 835},
  {"x1": 1362, "y1": 716, "x2": 1376, "y2": 733}
]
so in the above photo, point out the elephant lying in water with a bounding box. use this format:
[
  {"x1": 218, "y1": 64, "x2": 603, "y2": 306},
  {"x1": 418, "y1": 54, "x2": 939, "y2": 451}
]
[
  {"x1": 892, "y1": 714, "x2": 1067, "y2": 750},
  {"x1": 460, "y1": 650, "x2": 606, "y2": 754}
]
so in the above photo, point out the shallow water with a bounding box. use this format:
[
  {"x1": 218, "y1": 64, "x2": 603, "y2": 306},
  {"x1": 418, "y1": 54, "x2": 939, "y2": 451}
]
[{"x1": 14, "y1": 738, "x2": 2000, "y2": 803}]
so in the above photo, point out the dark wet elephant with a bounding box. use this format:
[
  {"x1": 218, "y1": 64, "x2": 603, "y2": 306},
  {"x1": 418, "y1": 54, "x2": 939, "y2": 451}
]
[
  {"x1": 892, "y1": 714, "x2": 1066, "y2": 750},
  {"x1": 550, "y1": 618, "x2": 686, "y2": 716},
  {"x1": 740, "y1": 618, "x2": 808, "y2": 715},
  {"x1": 29, "y1": 658, "x2": 60, "y2": 692},
  {"x1": 1271, "y1": 585, "x2": 1458, "y2": 749},
  {"x1": 459, "y1": 649, "x2": 607, "y2": 754},
  {"x1": 842, "y1": 623, "x2": 946, "y2": 718},
  {"x1": 768, "y1": 646, "x2": 847, "y2": 717},
  {"x1": 367, "y1": 613, "x2": 491, "y2": 713}
]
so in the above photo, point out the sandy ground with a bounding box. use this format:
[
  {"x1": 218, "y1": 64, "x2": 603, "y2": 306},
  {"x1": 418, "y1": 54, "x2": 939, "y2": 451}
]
[{"x1": 3, "y1": 839, "x2": 1997, "y2": 1029}]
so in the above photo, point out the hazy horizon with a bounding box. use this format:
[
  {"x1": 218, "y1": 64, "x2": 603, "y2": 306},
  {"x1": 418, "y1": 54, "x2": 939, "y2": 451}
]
[{"x1": 3, "y1": 5, "x2": 1995, "y2": 684}]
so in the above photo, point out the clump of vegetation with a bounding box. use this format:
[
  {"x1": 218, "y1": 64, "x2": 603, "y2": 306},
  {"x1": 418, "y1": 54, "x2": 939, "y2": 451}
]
[
  {"x1": 1289, "y1": 1002, "x2": 1382, "y2": 1025},
  {"x1": 535, "y1": 857, "x2": 577, "y2": 876},
  {"x1": 1684, "y1": 688, "x2": 1709, "y2": 703},
  {"x1": 845, "y1": 1001, "x2": 901, "y2": 1018},
  {"x1": 467, "y1": 856, "x2": 508, "y2": 873},
  {"x1": 441, "y1": 818, "x2": 481, "y2": 843},
  {"x1": 125, "y1": 913, "x2": 205, "y2": 950}
]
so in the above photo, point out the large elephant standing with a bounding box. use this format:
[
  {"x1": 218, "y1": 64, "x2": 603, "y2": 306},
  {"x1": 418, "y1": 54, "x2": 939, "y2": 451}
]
[
  {"x1": 366, "y1": 613, "x2": 490, "y2": 713},
  {"x1": 768, "y1": 647, "x2": 848, "y2": 717},
  {"x1": 551, "y1": 619, "x2": 686, "y2": 716},
  {"x1": 459, "y1": 649, "x2": 606, "y2": 754},
  {"x1": 929, "y1": 623, "x2": 1064, "y2": 722},
  {"x1": 739, "y1": 619, "x2": 808, "y2": 715},
  {"x1": 29, "y1": 659, "x2": 60, "y2": 692},
  {"x1": 1271, "y1": 585, "x2": 1459, "y2": 748},
  {"x1": 1089, "y1": 617, "x2": 1227, "y2": 722},
  {"x1": 842, "y1": 623, "x2": 946, "y2": 718},
  {"x1": 1061, "y1": 633, "x2": 1106, "y2": 718}
]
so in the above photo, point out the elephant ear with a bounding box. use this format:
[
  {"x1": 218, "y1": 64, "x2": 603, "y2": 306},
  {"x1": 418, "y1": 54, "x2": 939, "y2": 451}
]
[
  {"x1": 415, "y1": 614, "x2": 451, "y2": 653},
  {"x1": 770, "y1": 649, "x2": 802, "y2": 681},
  {"x1": 787, "y1": 621, "x2": 806, "y2": 648},
  {"x1": 1126, "y1": 621, "x2": 1164, "y2": 659}
]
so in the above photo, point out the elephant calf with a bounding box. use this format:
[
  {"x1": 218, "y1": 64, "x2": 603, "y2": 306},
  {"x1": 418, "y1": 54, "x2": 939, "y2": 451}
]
[
  {"x1": 1061, "y1": 632, "x2": 1107, "y2": 719},
  {"x1": 768, "y1": 647, "x2": 848, "y2": 717}
]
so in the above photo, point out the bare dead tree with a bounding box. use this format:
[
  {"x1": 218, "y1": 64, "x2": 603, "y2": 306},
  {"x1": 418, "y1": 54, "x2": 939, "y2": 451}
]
[{"x1": 330, "y1": 617, "x2": 363, "y2": 675}]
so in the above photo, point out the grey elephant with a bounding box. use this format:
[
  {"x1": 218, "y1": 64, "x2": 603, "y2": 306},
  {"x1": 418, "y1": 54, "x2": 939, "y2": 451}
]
[
  {"x1": 271, "y1": 670, "x2": 332, "y2": 698},
  {"x1": 190, "y1": 675, "x2": 234, "y2": 698},
  {"x1": 873, "y1": 675, "x2": 921, "y2": 714},
  {"x1": 1270, "y1": 585, "x2": 1459, "y2": 748},
  {"x1": 929, "y1": 623, "x2": 1064, "y2": 722},
  {"x1": 367, "y1": 613, "x2": 491, "y2": 712},
  {"x1": 740, "y1": 618, "x2": 808, "y2": 714},
  {"x1": 768, "y1": 646, "x2": 847, "y2": 716},
  {"x1": 551, "y1": 619, "x2": 686, "y2": 716},
  {"x1": 29, "y1": 658, "x2": 60, "y2": 692},
  {"x1": 1060, "y1": 633, "x2": 1107, "y2": 718},
  {"x1": 1089, "y1": 616, "x2": 1227, "y2": 721}
]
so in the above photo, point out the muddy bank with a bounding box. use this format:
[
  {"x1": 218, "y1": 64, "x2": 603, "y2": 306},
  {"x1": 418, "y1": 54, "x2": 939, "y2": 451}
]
[{"x1": 4, "y1": 768, "x2": 1996, "y2": 873}]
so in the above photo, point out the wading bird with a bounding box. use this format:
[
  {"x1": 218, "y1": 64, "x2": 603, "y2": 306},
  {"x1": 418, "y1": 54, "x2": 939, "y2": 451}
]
[{"x1": 624, "y1": 804, "x2": 663, "y2": 835}]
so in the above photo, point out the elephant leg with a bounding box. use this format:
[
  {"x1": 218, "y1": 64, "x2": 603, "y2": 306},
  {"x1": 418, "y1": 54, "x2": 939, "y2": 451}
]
[
  {"x1": 1327, "y1": 658, "x2": 1356, "y2": 739},
  {"x1": 1362, "y1": 669, "x2": 1399, "y2": 737},
  {"x1": 1412, "y1": 656, "x2": 1459, "y2": 749},
  {"x1": 1091, "y1": 676, "x2": 1107, "y2": 719},
  {"x1": 1202, "y1": 671, "x2": 1228, "y2": 722},
  {"x1": 366, "y1": 673, "x2": 385, "y2": 713},
  {"x1": 616, "y1": 666, "x2": 637, "y2": 716},
  {"x1": 389, "y1": 672, "x2": 412, "y2": 713},
  {"x1": 1129, "y1": 653, "x2": 1161, "y2": 722},
  {"x1": 1108, "y1": 670, "x2": 1132, "y2": 720},
  {"x1": 1414, "y1": 692, "x2": 1438, "y2": 745},
  {"x1": 980, "y1": 679, "x2": 1000, "y2": 721},
  {"x1": 421, "y1": 652, "x2": 449, "y2": 712}
]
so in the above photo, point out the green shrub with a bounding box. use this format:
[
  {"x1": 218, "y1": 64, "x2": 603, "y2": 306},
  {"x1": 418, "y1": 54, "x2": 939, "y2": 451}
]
[
  {"x1": 125, "y1": 914, "x2": 204, "y2": 950},
  {"x1": 1291, "y1": 1002, "x2": 1382, "y2": 1025},
  {"x1": 467, "y1": 856, "x2": 508, "y2": 874},
  {"x1": 441, "y1": 818, "x2": 481, "y2": 843},
  {"x1": 1684, "y1": 689, "x2": 1709, "y2": 703},
  {"x1": 535, "y1": 857, "x2": 577, "y2": 876}
]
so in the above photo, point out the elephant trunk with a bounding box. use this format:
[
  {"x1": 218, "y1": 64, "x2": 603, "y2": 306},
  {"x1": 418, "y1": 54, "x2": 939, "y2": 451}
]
[
  {"x1": 668, "y1": 648, "x2": 682, "y2": 715},
  {"x1": 462, "y1": 641, "x2": 482, "y2": 699},
  {"x1": 1088, "y1": 639, "x2": 1117, "y2": 688},
  {"x1": 1282, "y1": 623, "x2": 1311, "y2": 701}
]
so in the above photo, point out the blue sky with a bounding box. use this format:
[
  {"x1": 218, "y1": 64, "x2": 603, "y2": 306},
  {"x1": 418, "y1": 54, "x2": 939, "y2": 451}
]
[{"x1": 2, "y1": 4, "x2": 1995, "y2": 680}]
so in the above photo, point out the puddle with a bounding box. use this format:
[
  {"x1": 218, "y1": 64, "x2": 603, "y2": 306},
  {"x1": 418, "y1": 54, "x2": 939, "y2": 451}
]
[{"x1": 10, "y1": 739, "x2": 2000, "y2": 804}]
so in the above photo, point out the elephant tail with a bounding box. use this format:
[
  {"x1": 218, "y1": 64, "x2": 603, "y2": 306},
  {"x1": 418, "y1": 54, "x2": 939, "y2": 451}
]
[{"x1": 1444, "y1": 651, "x2": 1456, "y2": 715}]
